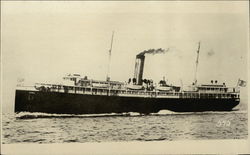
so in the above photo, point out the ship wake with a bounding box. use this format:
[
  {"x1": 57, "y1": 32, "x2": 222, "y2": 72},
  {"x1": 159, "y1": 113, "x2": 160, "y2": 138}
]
[
  {"x1": 15, "y1": 112, "x2": 143, "y2": 119},
  {"x1": 15, "y1": 110, "x2": 246, "y2": 119}
]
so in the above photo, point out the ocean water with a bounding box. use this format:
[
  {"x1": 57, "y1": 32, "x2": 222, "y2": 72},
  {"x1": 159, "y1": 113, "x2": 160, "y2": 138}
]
[{"x1": 2, "y1": 110, "x2": 248, "y2": 144}]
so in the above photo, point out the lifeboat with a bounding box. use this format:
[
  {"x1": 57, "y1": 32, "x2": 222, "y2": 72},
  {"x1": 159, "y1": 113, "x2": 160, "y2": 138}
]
[
  {"x1": 125, "y1": 84, "x2": 143, "y2": 90},
  {"x1": 156, "y1": 86, "x2": 172, "y2": 91}
]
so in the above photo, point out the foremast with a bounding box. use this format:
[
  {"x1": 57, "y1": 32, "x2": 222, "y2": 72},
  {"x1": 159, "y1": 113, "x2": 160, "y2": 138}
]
[
  {"x1": 106, "y1": 31, "x2": 114, "y2": 82},
  {"x1": 194, "y1": 42, "x2": 201, "y2": 86}
]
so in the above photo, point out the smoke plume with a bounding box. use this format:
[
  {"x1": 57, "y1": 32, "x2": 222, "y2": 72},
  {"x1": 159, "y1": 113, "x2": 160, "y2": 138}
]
[
  {"x1": 207, "y1": 49, "x2": 215, "y2": 57},
  {"x1": 137, "y1": 48, "x2": 169, "y2": 56}
]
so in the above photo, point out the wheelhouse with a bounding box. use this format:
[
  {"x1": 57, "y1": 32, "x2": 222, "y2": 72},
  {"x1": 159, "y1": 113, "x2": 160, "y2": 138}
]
[{"x1": 198, "y1": 84, "x2": 228, "y2": 93}]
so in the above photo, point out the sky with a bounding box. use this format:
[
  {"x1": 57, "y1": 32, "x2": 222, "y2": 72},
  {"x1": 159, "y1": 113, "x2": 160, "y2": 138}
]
[{"x1": 1, "y1": 1, "x2": 249, "y2": 112}]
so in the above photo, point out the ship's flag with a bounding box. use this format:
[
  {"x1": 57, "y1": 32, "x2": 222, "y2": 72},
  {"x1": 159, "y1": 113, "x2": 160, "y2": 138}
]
[{"x1": 238, "y1": 79, "x2": 247, "y2": 87}]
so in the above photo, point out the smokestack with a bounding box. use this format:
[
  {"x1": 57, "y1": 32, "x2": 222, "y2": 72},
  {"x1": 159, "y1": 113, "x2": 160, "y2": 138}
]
[
  {"x1": 134, "y1": 54, "x2": 145, "y2": 85},
  {"x1": 133, "y1": 48, "x2": 169, "y2": 85}
]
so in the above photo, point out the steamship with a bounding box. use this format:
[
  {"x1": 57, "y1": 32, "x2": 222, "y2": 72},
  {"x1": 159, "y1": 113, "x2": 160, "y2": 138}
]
[{"x1": 15, "y1": 39, "x2": 244, "y2": 114}]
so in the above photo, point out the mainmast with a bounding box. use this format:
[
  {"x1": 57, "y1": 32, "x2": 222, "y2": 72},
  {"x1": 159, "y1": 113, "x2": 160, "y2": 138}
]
[
  {"x1": 194, "y1": 42, "x2": 201, "y2": 85},
  {"x1": 106, "y1": 31, "x2": 114, "y2": 81}
]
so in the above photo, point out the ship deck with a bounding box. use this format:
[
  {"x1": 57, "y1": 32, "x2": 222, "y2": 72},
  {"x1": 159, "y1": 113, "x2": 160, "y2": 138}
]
[{"x1": 16, "y1": 83, "x2": 240, "y2": 100}]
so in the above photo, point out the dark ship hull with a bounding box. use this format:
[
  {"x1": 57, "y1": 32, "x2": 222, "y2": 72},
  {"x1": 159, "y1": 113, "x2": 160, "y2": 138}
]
[{"x1": 15, "y1": 89, "x2": 240, "y2": 114}]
